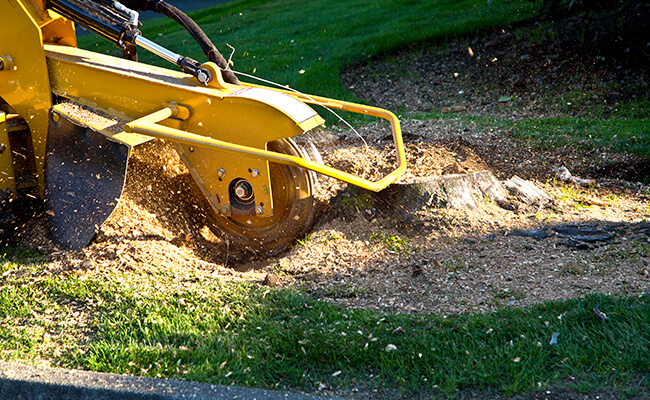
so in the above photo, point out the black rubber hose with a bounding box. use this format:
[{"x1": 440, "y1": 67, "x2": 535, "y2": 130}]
[{"x1": 118, "y1": 0, "x2": 240, "y2": 84}]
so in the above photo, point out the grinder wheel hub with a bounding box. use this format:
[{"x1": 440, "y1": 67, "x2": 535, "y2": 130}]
[
  {"x1": 206, "y1": 138, "x2": 319, "y2": 260},
  {"x1": 231, "y1": 178, "x2": 254, "y2": 203}
]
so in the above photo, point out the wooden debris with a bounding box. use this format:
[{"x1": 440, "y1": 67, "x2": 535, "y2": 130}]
[
  {"x1": 503, "y1": 176, "x2": 551, "y2": 205},
  {"x1": 262, "y1": 273, "x2": 279, "y2": 287}
]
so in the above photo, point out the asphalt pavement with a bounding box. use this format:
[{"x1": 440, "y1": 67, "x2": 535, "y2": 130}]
[{"x1": 0, "y1": 362, "x2": 345, "y2": 400}]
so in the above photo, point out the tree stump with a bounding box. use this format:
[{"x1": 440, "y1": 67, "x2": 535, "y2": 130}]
[
  {"x1": 503, "y1": 175, "x2": 552, "y2": 205},
  {"x1": 330, "y1": 171, "x2": 550, "y2": 222}
]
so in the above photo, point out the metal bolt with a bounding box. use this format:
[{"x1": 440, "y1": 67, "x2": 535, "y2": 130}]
[
  {"x1": 197, "y1": 70, "x2": 210, "y2": 84},
  {"x1": 255, "y1": 205, "x2": 264, "y2": 215},
  {"x1": 234, "y1": 185, "x2": 247, "y2": 199},
  {"x1": 220, "y1": 205, "x2": 230, "y2": 214},
  {"x1": 250, "y1": 169, "x2": 260, "y2": 178},
  {"x1": 0, "y1": 143, "x2": 5, "y2": 154},
  {"x1": 217, "y1": 168, "x2": 226, "y2": 178},
  {"x1": 233, "y1": 180, "x2": 254, "y2": 201},
  {"x1": 0, "y1": 56, "x2": 13, "y2": 71},
  {"x1": 188, "y1": 146, "x2": 194, "y2": 152},
  {"x1": 52, "y1": 113, "x2": 60, "y2": 123}
]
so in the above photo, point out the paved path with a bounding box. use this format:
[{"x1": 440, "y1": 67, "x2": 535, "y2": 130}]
[{"x1": 0, "y1": 362, "x2": 345, "y2": 400}]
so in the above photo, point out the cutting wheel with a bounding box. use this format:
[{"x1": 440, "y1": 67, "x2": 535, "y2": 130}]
[{"x1": 209, "y1": 138, "x2": 318, "y2": 259}]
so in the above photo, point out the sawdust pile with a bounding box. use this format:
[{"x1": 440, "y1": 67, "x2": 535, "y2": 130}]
[
  {"x1": 280, "y1": 119, "x2": 650, "y2": 314},
  {"x1": 11, "y1": 10, "x2": 650, "y2": 313},
  {"x1": 12, "y1": 116, "x2": 650, "y2": 316},
  {"x1": 16, "y1": 120, "x2": 482, "y2": 270}
]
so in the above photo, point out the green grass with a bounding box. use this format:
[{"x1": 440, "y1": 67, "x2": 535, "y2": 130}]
[
  {"x1": 77, "y1": 0, "x2": 649, "y2": 157},
  {"x1": 508, "y1": 117, "x2": 650, "y2": 159},
  {"x1": 3, "y1": 0, "x2": 648, "y2": 397},
  {"x1": 415, "y1": 112, "x2": 650, "y2": 163},
  {"x1": 78, "y1": 0, "x2": 536, "y2": 99},
  {"x1": 2, "y1": 251, "x2": 649, "y2": 397}
]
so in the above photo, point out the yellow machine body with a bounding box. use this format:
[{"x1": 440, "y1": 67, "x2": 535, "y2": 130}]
[{"x1": 0, "y1": 0, "x2": 406, "y2": 252}]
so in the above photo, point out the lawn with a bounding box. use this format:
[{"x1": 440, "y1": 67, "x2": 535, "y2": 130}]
[
  {"x1": 2, "y1": 247, "x2": 649, "y2": 397},
  {"x1": 2, "y1": 0, "x2": 649, "y2": 398}
]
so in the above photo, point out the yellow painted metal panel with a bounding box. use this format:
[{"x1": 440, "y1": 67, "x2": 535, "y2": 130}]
[
  {"x1": 0, "y1": 112, "x2": 17, "y2": 196},
  {"x1": 124, "y1": 106, "x2": 406, "y2": 192},
  {"x1": 44, "y1": 45, "x2": 324, "y2": 214},
  {"x1": 51, "y1": 102, "x2": 153, "y2": 148},
  {"x1": 0, "y1": 0, "x2": 53, "y2": 195}
]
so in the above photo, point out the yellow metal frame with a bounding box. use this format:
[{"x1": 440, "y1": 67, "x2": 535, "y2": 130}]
[
  {"x1": 2, "y1": 0, "x2": 406, "y2": 227},
  {"x1": 124, "y1": 97, "x2": 406, "y2": 193},
  {"x1": 0, "y1": 112, "x2": 17, "y2": 195},
  {"x1": 0, "y1": 0, "x2": 54, "y2": 193}
]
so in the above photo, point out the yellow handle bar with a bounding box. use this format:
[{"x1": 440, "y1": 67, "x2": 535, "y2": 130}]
[{"x1": 124, "y1": 96, "x2": 406, "y2": 192}]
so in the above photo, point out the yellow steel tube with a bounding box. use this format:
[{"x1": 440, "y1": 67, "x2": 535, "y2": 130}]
[
  {"x1": 243, "y1": 84, "x2": 407, "y2": 182},
  {"x1": 125, "y1": 105, "x2": 406, "y2": 192}
]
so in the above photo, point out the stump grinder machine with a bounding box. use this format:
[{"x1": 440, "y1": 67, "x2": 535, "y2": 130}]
[{"x1": 0, "y1": 0, "x2": 406, "y2": 257}]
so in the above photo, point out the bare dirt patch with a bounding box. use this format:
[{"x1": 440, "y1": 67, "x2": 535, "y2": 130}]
[
  {"x1": 11, "y1": 8, "x2": 650, "y2": 318},
  {"x1": 13, "y1": 117, "x2": 650, "y2": 317},
  {"x1": 282, "y1": 118, "x2": 650, "y2": 315},
  {"x1": 341, "y1": 3, "x2": 649, "y2": 120}
]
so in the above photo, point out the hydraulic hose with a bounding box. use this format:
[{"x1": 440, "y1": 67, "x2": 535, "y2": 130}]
[
  {"x1": 118, "y1": 0, "x2": 240, "y2": 84},
  {"x1": 48, "y1": 0, "x2": 125, "y2": 45}
]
